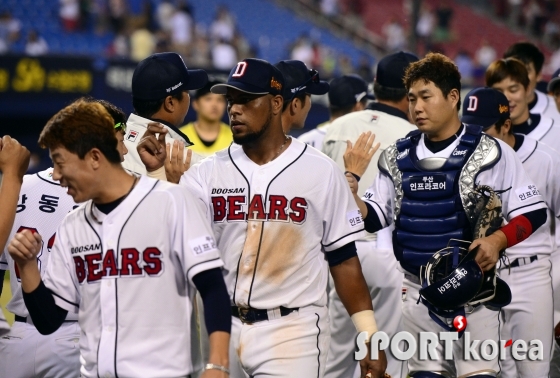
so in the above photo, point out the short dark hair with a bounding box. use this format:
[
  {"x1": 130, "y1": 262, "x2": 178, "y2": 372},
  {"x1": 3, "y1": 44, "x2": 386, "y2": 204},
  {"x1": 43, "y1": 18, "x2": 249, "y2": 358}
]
[
  {"x1": 492, "y1": 118, "x2": 512, "y2": 135},
  {"x1": 485, "y1": 58, "x2": 529, "y2": 90},
  {"x1": 93, "y1": 99, "x2": 126, "y2": 125},
  {"x1": 503, "y1": 42, "x2": 545, "y2": 74},
  {"x1": 282, "y1": 92, "x2": 307, "y2": 112},
  {"x1": 132, "y1": 91, "x2": 184, "y2": 118},
  {"x1": 38, "y1": 99, "x2": 121, "y2": 164},
  {"x1": 373, "y1": 81, "x2": 407, "y2": 102},
  {"x1": 404, "y1": 53, "x2": 462, "y2": 112},
  {"x1": 329, "y1": 98, "x2": 367, "y2": 118}
]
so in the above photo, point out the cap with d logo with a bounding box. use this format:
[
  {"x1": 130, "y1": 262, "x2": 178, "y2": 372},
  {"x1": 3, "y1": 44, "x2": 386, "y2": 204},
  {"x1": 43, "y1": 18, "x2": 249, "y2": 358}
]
[
  {"x1": 461, "y1": 87, "x2": 510, "y2": 129},
  {"x1": 211, "y1": 59, "x2": 284, "y2": 96}
]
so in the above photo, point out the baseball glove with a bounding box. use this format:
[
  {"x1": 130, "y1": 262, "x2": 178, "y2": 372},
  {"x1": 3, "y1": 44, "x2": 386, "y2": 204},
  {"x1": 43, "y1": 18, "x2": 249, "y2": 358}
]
[{"x1": 467, "y1": 185, "x2": 504, "y2": 240}]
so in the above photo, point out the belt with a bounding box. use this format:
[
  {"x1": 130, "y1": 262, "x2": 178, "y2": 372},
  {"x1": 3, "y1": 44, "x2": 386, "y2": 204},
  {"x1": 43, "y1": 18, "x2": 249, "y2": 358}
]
[
  {"x1": 15, "y1": 315, "x2": 77, "y2": 323},
  {"x1": 231, "y1": 306, "x2": 298, "y2": 324},
  {"x1": 504, "y1": 255, "x2": 538, "y2": 269}
]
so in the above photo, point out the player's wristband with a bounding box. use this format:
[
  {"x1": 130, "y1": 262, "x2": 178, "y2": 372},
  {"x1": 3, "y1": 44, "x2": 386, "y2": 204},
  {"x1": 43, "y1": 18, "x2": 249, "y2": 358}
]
[
  {"x1": 499, "y1": 215, "x2": 532, "y2": 248},
  {"x1": 205, "y1": 363, "x2": 230, "y2": 375},
  {"x1": 147, "y1": 166, "x2": 167, "y2": 181},
  {"x1": 345, "y1": 171, "x2": 361, "y2": 182},
  {"x1": 351, "y1": 309, "x2": 378, "y2": 341}
]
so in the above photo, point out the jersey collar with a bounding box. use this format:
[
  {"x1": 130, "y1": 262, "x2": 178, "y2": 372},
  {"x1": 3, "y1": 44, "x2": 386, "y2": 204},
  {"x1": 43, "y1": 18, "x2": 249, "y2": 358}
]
[
  {"x1": 367, "y1": 102, "x2": 408, "y2": 121},
  {"x1": 514, "y1": 134, "x2": 538, "y2": 163},
  {"x1": 530, "y1": 90, "x2": 548, "y2": 115}
]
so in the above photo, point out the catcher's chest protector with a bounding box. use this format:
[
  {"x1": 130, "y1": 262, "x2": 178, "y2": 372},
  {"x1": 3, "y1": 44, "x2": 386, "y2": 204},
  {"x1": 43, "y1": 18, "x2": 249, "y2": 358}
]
[{"x1": 380, "y1": 125, "x2": 501, "y2": 275}]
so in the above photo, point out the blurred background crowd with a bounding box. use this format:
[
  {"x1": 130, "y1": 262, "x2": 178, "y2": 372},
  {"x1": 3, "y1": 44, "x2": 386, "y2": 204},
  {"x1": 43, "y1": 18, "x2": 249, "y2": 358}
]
[{"x1": 2, "y1": 0, "x2": 560, "y2": 171}]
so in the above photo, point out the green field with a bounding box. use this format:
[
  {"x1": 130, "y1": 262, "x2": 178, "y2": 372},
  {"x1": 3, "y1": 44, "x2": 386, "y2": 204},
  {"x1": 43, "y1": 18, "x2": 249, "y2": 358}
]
[{"x1": 1, "y1": 272, "x2": 13, "y2": 325}]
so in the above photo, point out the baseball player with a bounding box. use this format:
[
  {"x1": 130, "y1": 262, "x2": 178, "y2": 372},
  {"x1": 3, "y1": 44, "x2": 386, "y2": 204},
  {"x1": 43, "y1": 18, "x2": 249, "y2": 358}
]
[
  {"x1": 0, "y1": 136, "x2": 30, "y2": 338},
  {"x1": 123, "y1": 52, "x2": 208, "y2": 182},
  {"x1": 462, "y1": 87, "x2": 557, "y2": 377},
  {"x1": 274, "y1": 60, "x2": 330, "y2": 133},
  {"x1": 503, "y1": 42, "x2": 560, "y2": 124},
  {"x1": 0, "y1": 99, "x2": 129, "y2": 378},
  {"x1": 322, "y1": 51, "x2": 419, "y2": 378},
  {"x1": 486, "y1": 60, "x2": 560, "y2": 375},
  {"x1": 179, "y1": 79, "x2": 233, "y2": 157},
  {"x1": 486, "y1": 58, "x2": 560, "y2": 151},
  {"x1": 353, "y1": 53, "x2": 548, "y2": 377},
  {"x1": 173, "y1": 58, "x2": 387, "y2": 378},
  {"x1": 7, "y1": 99, "x2": 231, "y2": 378},
  {"x1": 298, "y1": 74, "x2": 374, "y2": 148},
  {"x1": 547, "y1": 68, "x2": 560, "y2": 113}
]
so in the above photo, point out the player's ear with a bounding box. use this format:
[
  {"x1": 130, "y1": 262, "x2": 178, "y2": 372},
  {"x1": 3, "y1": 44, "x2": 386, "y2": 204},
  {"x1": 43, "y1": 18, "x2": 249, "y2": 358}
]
[
  {"x1": 162, "y1": 95, "x2": 175, "y2": 113},
  {"x1": 448, "y1": 88, "x2": 460, "y2": 111},
  {"x1": 503, "y1": 119, "x2": 513, "y2": 135},
  {"x1": 88, "y1": 148, "x2": 103, "y2": 170},
  {"x1": 271, "y1": 94, "x2": 284, "y2": 116}
]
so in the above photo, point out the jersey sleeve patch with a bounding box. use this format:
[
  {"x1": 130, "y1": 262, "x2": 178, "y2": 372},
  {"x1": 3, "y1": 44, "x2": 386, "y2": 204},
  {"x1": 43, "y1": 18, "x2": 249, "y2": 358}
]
[
  {"x1": 188, "y1": 235, "x2": 218, "y2": 256},
  {"x1": 347, "y1": 209, "x2": 363, "y2": 229},
  {"x1": 515, "y1": 184, "x2": 541, "y2": 202}
]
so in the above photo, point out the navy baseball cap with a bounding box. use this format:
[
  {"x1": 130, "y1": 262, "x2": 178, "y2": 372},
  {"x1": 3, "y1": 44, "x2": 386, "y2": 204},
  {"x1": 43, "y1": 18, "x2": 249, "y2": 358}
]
[
  {"x1": 192, "y1": 79, "x2": 224, "y2": 99},
  {"x1": 211, "y1": 58, "x2": 284, "y2": 96},
  {"x1": 328, "y1": 74, "x2": 374, "y2": 108},
  {"x1": 376, "y1": 51, "x2": 419, "y2": 89},
  {"x1": 274, "y1": 60, "x2": 330, "y2": 101},
  {"x1": 461, "y1": 87, "x2": 510, "y2": 129},
  {"x1": 132, "y1": 52, "x2": 208, "y2": 100},
  {"x1": 548, "y1": 68, "x2": 560, "y2": 92}
]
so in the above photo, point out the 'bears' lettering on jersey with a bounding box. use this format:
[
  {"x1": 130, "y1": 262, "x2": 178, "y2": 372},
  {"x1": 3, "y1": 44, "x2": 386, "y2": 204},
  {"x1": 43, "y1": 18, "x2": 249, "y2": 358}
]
[
  {"x1": 73, "y1": 247, "x2": 163, "y2": 283},
  {"x1": 211, "y1": 195, "x2": 308, "y2": 224}
]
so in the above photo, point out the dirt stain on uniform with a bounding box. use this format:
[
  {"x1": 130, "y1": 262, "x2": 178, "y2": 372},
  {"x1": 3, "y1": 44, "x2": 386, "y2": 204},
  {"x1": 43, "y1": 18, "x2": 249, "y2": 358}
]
[
  {"x1": 238, "y1": 220, "x2": 263, "y2": 277},
  {"x1": 257, "y1": 222, "x2": 303, "y2": 285}
]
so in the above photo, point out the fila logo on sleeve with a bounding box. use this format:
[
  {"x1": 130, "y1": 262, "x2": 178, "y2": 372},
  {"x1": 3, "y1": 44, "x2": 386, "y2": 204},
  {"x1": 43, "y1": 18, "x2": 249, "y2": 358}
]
[
  {"x1": 232, "y1": 62, "x2": 248, "y2": 77},
  {"x1": 466, "y1": 96, "x2": 478, "y2": 111}
]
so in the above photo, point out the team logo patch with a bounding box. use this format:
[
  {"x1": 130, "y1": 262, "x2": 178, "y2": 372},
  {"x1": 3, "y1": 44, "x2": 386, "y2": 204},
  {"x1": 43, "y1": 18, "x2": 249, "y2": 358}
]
[
  {"x1": 127, "y1": 130, "x2": 138, "y2": 142},
  {"x1": 189, "y1": 235, "x2": 218, "y2": 256}
]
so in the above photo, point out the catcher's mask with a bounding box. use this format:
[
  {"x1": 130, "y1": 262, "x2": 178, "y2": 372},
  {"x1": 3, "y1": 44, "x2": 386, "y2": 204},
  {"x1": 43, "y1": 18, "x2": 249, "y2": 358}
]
[{"x1": 419, "y1": 240, "x2": 511, "y2": 334}]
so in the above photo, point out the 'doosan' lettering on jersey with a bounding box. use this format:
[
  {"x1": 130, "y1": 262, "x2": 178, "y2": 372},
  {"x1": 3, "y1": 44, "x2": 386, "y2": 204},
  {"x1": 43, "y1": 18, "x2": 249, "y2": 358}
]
[
  {"x1": 211, "y1": 194, "x2": 308, "y2": 224},
  {"x1": 72, "y1": 247, "x2": 163, "y2": 284}
]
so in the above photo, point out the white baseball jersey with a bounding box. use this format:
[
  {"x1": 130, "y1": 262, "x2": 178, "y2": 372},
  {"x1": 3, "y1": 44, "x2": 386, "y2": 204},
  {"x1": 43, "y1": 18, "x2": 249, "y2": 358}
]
[
  {"x1": 503, "y1": 135, "x2": 560, "y2": 259},
  {"x1": 531, "y1": 90, "x2": 560, "y2": 126},
  {"x1": 519, "y1": 114, "x2": 560, "y2": 152},
  {"x1": 43, "y1": 175, "x2": 223, "y2": 378},
  {"x1": 0, "y1": 168, "x2": 78, "y2": 319},
  {"x1": 123, "y1": 113, "x2": 204, "y2": 175},
  {"x1": 364, "y1": 129, "x2": 547, "y2": 233},
  {"x1": 297, "y1": 121, "x2": 330, "y2": 149},
  {"x1": 322, "y1": 108, "x2": 416, "y2": 197},
  {"x1": 180, "y1": 138, "x2": 365, "y2": 309}
]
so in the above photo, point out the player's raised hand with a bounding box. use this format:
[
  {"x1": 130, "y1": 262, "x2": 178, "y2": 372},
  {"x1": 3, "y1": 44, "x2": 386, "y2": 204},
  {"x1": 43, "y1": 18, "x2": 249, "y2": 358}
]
[
  {"x1": 164, "y1": 140, "x2": 192, "y2": 184},
  {"x1": 469, "y1": 230, "x2": 507, "y2": 271},
  {"x1": 360, "y1": 344, "x2": 388, "y2": 378},
  {"x1": 137, "y1": 123, "x2": 168, "y2": 172},
  {"x1": 343, "y1": 132, "x2": 380, "y2": 178},
  {"x1": 0, "y1": 135, "x2": 30, "y2": 181}
]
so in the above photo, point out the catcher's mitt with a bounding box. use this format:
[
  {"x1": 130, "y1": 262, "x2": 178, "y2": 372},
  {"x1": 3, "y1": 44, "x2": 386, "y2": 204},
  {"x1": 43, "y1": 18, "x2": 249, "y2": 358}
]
[{"x1": 467, "y1": 185, "x2": 504, "y2": 240}]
